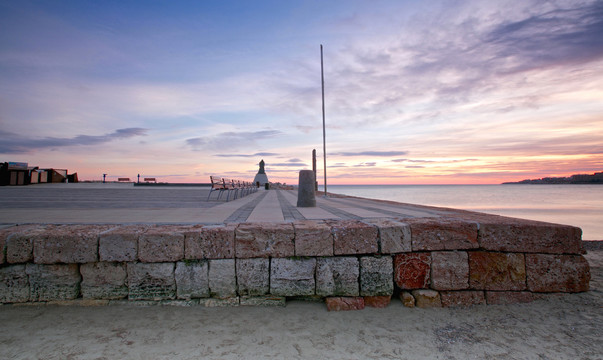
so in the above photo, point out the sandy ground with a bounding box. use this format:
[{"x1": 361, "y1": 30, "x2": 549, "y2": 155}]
[{"x1": 1, "y1": 251, "x2": 601, "y2": 360}]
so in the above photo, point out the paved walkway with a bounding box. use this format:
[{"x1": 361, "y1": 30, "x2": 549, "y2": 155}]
[{"x1": 0, "y1": 183, "x2": 451, "y2": 225}]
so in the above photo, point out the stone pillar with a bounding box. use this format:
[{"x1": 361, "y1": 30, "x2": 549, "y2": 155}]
[{"x1": 297, "y1": 170, "x2": 316, "y2": 207}]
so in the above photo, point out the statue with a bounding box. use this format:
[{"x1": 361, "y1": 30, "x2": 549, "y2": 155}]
[
  {"x1": 258, "y1": 159, "x2": 265, "y2": 174},
  {"x1": 253, "y1": 159, "x2": 269, "y2": 187}
]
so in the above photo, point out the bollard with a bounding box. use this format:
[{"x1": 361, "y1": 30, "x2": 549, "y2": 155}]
[{"x1": 297, "y1": 170, "x2": 316, "y2": 207}]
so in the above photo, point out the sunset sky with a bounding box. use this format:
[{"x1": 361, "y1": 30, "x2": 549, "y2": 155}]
[{"x1": 1, "y1": 0, "x2": 602, "y2": 184}]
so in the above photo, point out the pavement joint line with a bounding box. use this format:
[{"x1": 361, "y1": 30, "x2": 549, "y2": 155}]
[
  {"x1": 276, "y1": 190, "x2": 306, "y2": 221},
  {"x1": 325, "y1": 197, "x2": 418, "y2": 218},
  {"x1": 224, "y1": 191, "x2": 268, "y2": 223}
]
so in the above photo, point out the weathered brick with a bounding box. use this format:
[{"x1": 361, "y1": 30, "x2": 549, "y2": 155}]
[
  {"x1": 409, "y1": 219, "x2": 478, "y2": 251},
  {"x1": 236, "y1": 258, "x2": 269, "y2": 296},
  {"x1": 366, "y1": 219, "x2": 411, "y2": 253},
  {"x1": 0, "y1": 226, "x2": 8, "y2": 264},
  {"x1": 526, "y1": 254, "x2": 590, "y2": 292},
  {"x1": 325, "y1": 296, "x2": 365, "y2": 311},
  {"x1": 440, "y1": 291, "x2": 485, "y2": 307},
  {"x1": 127, "y1": 263, "x2": 175, "y2": 300},
  {"x1": 99, "y1": 225, "x2": 145, "y2": 262},
  {"x1": 0, "y1": 265, "x2": 29, "y2": 303},
  {"x1": 270, "y1": 258, "x2": 316, "y2": 296},
  {"x1": 34, "y1": 225, "x2": 109, "y2": 264},
  {"x1": 26, "y1": 263, "x2": 81, "y2": 301},
  {"x1": 80, "y1": 262, "x2": 127, "y2": 299},
  {"x1": 185, "y1": 225, "x2": 234, "y2": 259},
  {"x1": 5, "y1": 225, "x2": 46, "y2": 263},
  {"x1": 316, "y1": 257, "x2": 359, "y2": 296},
  {"x1": 360, "y1": 256, "x2": 393, "y2": 296},
  {"x1": 240, "y1": 296, "x2": 286, "y2": 307},
  {"x1": 485, "y1": 291, "x2": 536, "y2": 305},
  {"x1": 412, "y1": 289, "x2": 442, "y2": 308},
  {"x1": 201, "y1": 297, "x2": 240, "y2": 307},
  {"x1": 478, "y1": 222, "x2": 583, "y2": 254},
  {"x1": 330, "y1": 220, "x2": 378, "y2": 255},
  {"x1": 401, "y1": 292, "x2": 415, "y2": 307},
  {"x1": 174, "y1": 261, "x2": 209, "y2": 299},
  {"x1": 139, "y1": 226, "x2": 185, "y2": 262},
  {"x1": 364, "y1": 295, "x2": 391, "y2": 308},
  {"x1": 431, "y1": 251, "x2": 469, "y2": 290},
  {"x1": 293, "y1": 221, "x2": 333, "y2": 256},
  {"x1": 235, "y1": 223, "x2": 295, "y2": 258},
  {"x1": 469, "y1": 252, "x2": 526, "y2": 291},
  {"x1": 209, "y1": 259, "x2": 236, "y2": 298},
  {"x1": 394, "y1": 253, "x2": 431, "y2": 289}
]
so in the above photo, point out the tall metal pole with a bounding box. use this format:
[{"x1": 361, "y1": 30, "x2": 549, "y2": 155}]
[{"x1": 321, "y1": 44, "x2": 327, "y2": 197}]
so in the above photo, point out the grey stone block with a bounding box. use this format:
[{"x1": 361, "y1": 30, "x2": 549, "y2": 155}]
[
  {"x1": 240, "y1": 296, "x2": 286, "y2": 307},
  {"x1": 0, "y1": 265, "x2": 29, "y2": 303},
  {"x1": 80, "y1": 262, "x2": 127, "y2": 299},
  {"x1": 236, "y1": 258, "x2": 269, "y2": 296},
  {"x1": 366, "y1": 219, "x2": 411, "y2": 253},
  {"x1": 186, "y1": 225, "x2": 235, "y2": 259},
  {"x1": 209, "y1": 259, "x2": 236, "y2": 298},
  {"x1": 6, "y1": 225, "x2": 46, "y2": 263},
  {"x1": 270, "y1": 258, "x2": 316, "y2": 296},
  {"x1": 175, "y1": 261, "x2": 209, "y2": 299},
  {"x1": 139, "y1": 227, "x2": 184, "y2": 262},
  {"x1": 316, "y1": 257, "x2": 359, "y2": 296},
  {"x1": 99, "y1": 225, "x2": 145, "y2": 262},
  {"x1": 127, "y1": 263, "x2": 175, "y2": 300},
  {"x1": 26, "y1": 264, "x2": 81, "y2": 301},
  {"x1": 360, "y1": 256, "x2": 393, "y2": 296},
  {"x1": 34, "y1": 225, "x2": 108, "y2": 264}
]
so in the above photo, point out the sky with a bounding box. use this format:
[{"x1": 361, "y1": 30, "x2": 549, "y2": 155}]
[{"x1": 1, "y1": 0, "x2": 602, "y2": 185}]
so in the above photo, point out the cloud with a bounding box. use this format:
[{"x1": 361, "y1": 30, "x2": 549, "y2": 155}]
[
  {"x1": 214, "y1": 152, "x2": 279, "y2": 158},
  {"x1": 333, "y1": 151, "x2": 408, "y2": 157},
  {"x1": 187, "y1": 130, "x2": 283, "y2": 151},
  {"x1": 268, "y1": 162, "x2": 308, "y2": 167},
  {"x1": 0, "y1": 128, "x2": 148, "y2": 154}
]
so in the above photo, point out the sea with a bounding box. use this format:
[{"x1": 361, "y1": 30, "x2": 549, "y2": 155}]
[{"x1": 319, "y1": 184, "x2": 603, "y2": 240}]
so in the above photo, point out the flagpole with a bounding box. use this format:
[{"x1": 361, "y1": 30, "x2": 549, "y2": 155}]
[{"x1": 321, "y1": 44, "x2": 327, "y2": 197}]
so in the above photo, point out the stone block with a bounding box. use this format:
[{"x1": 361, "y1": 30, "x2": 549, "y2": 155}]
[
  {"x1": 485, "y1": 291, "x2": 537, "y2": 305},
  {"x1": 270, "y1": 258, "x2": 316, "y2": 296},
  {"x1": 80, "y1": 262, "x2": 127, "y2": 299},
  {"x1": 235, "y1": 223, "x2": 295, "y2": 258},
  {"x1": 127, "y1": 263, "x2": 175, "y2": 300},
  {"x1": 360, "y1": 256, "x2": 393, "y2": 296},
  {"x1": 240, "y1": 296, "x2": 286, "y2": 307},
  {"x1": 139, "y1": 226, "x2": 185, "y2": 262},
  {"x1": 316, "y1": 257, "x2": 359, "y2": 296},
  {"x1": 175, "y1": 261, "x2": 209, "y2": 299},
  {"x1": 26, "y1": 264, "x2": 81, "y2": 301},
  {"x1": 0, "y1": 265, "x2": 29, "y2": 303},
  {"x1": 478, "y1": 222, "x2": 583, "y2": 254},
  {"x1": 330, "y1": 220, "x2": 378, "y2": 255},
  {"x1": 431, "y1": 251, "x2": 469, "y2": 290},
  {"x1": 325, "y1": 296, "x2": 365, "y2": 311},
  {"x1": 364, "y1": 295, "x2": 391, "y2": 308},
  {"x1": 201, "y1": 297, "x2": 240, "y2": 307},
  {"x1": 99, "y1": 225, "x2": 146, "y2": 262},
  {"x1": 209, "y1": 259, "x2": 236, "y2": 298},
  {"x1": 440, "y1": 291, "x2": 485, "y2": 307},
  {"x1": 185, "y1": 225, "x2": 234, "y2": 259},
  {"x1": 34, "y1": 225, "x2": 109, "y2": 264},
  {"x1": 412, "y1": 289, "x2": 442, "y2": 308},
  {"x1": 0, "y1": 227, "x2": 7, "y2": 264},
  {"x1": 409, "y1": 219, "x2": 478, "y2": 251},
  {"x1": 469, "y1": 252, "x2": 526, "y2": 291},
  {"x1": 394, "y1": 253, "x2": 431, "y2": 290},
  {"x1": 293, "y1": 221, "x2": 333, "y2": 257},
  {"x1": 526, "y1": 254, "x2": 590, "y2": 292},
  {"x1": 6, "y1": 225, "x2": 46, "y2": 263},
  {"x1": 366, "y1": 219, "x2": 411, "y2": 253},
  {"x1": 401, "y1": 292, "x2": 415, "y2": 307},
  {"x1": 236, "y1": 258, "x2": 269, "y2": 296}
]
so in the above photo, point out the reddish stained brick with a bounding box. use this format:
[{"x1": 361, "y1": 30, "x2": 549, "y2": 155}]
[
  {"x1": 485, "y1": 291, "x2": 537, "y2": 305},
  {"x1": 394, "y1": 253, "x2": 431, "y2": 290},
  {"x1": 235, "y1": 223, "x2": 295, "y2": 258},
  {"x1": 139, "y1": 226, "x2": 185, "y2": 262},
  {"x1": 185, "y1": 225, "x2": 234, "y2": 259},
  {"x1": 409, "y1": 219, "x2": 478, "y2": 251},
  {"x1": 364, "y1": 295, "x2": 391, "y2": 308},
  {"x1": 34, "y1": 225, "x2": 111, "y2": 264},
  {"x1": 478, "y1": 222, "x2": 583, "y2": 254},
  {"x1": 431, "y1": 251, "x2": 469, "y2": 290},
  {"x1": 325, "y1": 296, "x2": 365, "y2": 311},
  {"x1": 440, "y1": 291, "x2": 485, "y2": 307},
  {"x1": 526, "y1": 254, "x2": 590, "y2": 293},
  {"x1": 412, "y1": 289, "x2": 442, "y2": 308},
  {"x1": 293, "y1": 221, "x2": 333, "y2": 257},
  {"x1": 329, "y1": 220, "x2": 378, "y2": 255},
  {"x1": 469, "y1": 252, "x2": 526, "y2": 291}
]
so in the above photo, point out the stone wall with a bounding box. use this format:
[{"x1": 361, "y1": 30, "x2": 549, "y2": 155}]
[{"x1": 0, "y1": 219, "x2": 590, "y2": 310}]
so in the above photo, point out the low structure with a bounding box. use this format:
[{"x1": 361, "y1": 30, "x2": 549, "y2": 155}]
[{"x1": 253, "y1": 159, "x2": 269, "y2": 187}]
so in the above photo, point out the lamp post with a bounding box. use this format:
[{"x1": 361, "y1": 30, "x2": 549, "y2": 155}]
[{"x1": 321, "y1": 44, "x2": 327, "y2": 197}]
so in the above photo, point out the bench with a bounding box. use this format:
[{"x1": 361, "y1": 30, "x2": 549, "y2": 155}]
[
  {"x1": 207, "y1": 177, "x2": 257, "y2": 201},
  {"x1": 118, "y1": 178, "x2": 130, "y2": 182},
  {"x1": 144, "y1": 178, "x2": 157, "y2": 183}
]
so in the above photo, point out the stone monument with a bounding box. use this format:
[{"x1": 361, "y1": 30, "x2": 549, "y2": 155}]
[{"x1": 253, "y1": 159, "x2": 269, "y2": 187}]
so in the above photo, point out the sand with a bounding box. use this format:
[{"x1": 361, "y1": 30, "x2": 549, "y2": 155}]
[{"x1": 1, "y1": 250, "x2": 601, "y2": 360}]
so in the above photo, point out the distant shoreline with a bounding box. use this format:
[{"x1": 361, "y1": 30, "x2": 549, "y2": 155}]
[{"x1": 503, "y1": 171, "x2": 602, "y2": 185}]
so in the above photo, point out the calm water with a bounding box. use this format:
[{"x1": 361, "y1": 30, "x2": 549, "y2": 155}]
[{"x1": 320, "y1": 185, "x2": 603, "y2": 240}]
